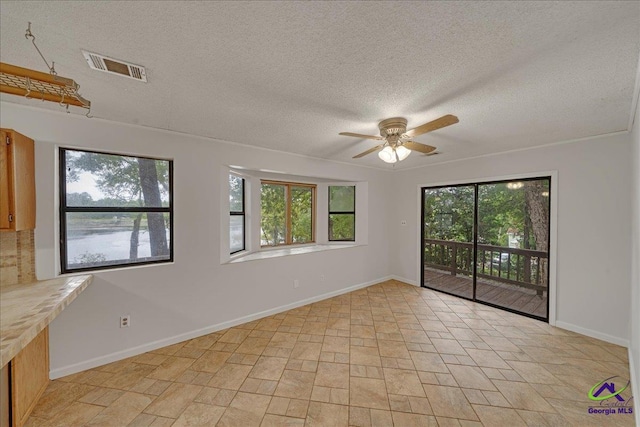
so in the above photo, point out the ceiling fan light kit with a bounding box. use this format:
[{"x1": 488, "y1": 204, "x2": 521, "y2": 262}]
[
  {"x1": 378, "y1": 145, "x2": 411, "y2": 164},
  {"x1": 340, "y1": 114, "x2": 459, "y2": 164}
]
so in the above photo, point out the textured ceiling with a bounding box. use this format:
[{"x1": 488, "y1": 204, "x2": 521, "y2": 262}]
[{"x1": 1, "y1": 1, "x2": 639, "y2": 170}]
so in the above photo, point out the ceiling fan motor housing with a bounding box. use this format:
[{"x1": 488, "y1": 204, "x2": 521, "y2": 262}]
[{"x1": 379, "y1": 117, "x2": 408, "y2": 147}]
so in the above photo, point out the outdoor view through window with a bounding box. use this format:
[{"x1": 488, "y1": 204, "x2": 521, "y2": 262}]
[
  {"x1": 60, "y1": 148, "x2": 173, "y2": 272},
  {"x1": 261, "y1": 181, "x2": 315, "y2": 246},
  {"x1": 422, "y1": 178, "x2": 550, "y2": 320},
  {"x1": 229, "y1": 174, "x2": 245, "y2": 254},
  {"x1": 329, "y1": 185, "x2": 355, "y2": 241}
]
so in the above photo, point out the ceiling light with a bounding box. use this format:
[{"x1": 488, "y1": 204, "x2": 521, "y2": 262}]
[
  {"x1": 396, "y1": 145, "x2": 411, "y2": 161},
  {"x1": 378, "y1": 146, "x2": 397, "y2": 163}
]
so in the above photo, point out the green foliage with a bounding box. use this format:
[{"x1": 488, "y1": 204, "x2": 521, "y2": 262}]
[
  {"x1": 261, "y1": 184, "x2": 286, "y2": 245},
  {"x1": 260, "y1": 184, "x2": 313, "y2": 245},
  {"x1": 424, "y1": 182, "x2": 549, "y2": 249},
  {"x1": 291, "y1": 187, "x2": 312, "y2": 243},
  {"x1": 424, "y1": 180, "x2": 551, "y2": 286},
  {"x1": 424, "y1": 186, "x2": 474, "y2": 242},
  {"x1": 66, "y1": 191, "x2": 94, "y2": 206},
  {"x1": 329, "y1": 214, "x2": 355, "y2": 240},
  {"x1": 329, "y1": 186, "x2": 355, "y2": 241},
  {"x1": 477, "y1": 183, "x2": 525, "y2": 247},
  {"x1": 229, "y1": 175, "x2": 244, "y2": 212},
  {"x1": 329, "y1": 186, "x2": 355, "y2": 212},
  {"x1": 66, "y1": 151, "x2": 169, "y2": 205},
  {"x1": 64, "y1": 149, "x2": 170, "y2": 259}
]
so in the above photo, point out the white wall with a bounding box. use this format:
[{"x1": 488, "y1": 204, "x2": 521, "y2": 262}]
[
  {"x1": 0, "y1": 102, "x2": 392, "y2": 377},
  {"x1": 389, "y1": 133, "x2": 633, "y2": 345},
  {"x1": 629, "y1": 92, "x2": 640, "y2": 425}
]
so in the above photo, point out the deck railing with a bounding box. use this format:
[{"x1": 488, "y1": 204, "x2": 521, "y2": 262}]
[{"x1": 424, "y1": 238, "x2": 548, "y2": 293}]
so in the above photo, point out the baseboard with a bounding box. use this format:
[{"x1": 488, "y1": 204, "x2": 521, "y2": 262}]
[
  {"x1": 555, "y1": 321, "x2": 629, "y2": 347},
  {"x1": 629, "y1": 349, "x2": 640, "y2": 426},
  {"x1": 50, "y1": 276, "x2": 390, "y2": 379},
  {"x1": 390, "y1": 275, "x2": 418, "y2": 287}
]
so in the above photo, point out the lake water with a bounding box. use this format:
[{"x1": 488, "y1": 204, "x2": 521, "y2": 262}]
[{"x1": 67, "y1": 230, "x2": 170, "y2": 263}]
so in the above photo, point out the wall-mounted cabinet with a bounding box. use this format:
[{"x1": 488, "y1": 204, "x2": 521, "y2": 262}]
[{"x1": 0, "y1": 129, "x2": 35, "y2": 231}]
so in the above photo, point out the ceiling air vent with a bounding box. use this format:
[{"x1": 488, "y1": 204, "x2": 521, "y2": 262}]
[{"x1": 82, "y1": 51, "x2": 147, "y2": 82}]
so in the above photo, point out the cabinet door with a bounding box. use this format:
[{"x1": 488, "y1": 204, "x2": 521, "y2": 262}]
[
  {"x1": 0, "y1": 129, "x2": 35, "y2": 231},
  {"x1": 0, "y1": 129, "x2": 10, "y2": 230},
  {"x1": 11, "y1": 327, "x2": 49, "y2": 427}
]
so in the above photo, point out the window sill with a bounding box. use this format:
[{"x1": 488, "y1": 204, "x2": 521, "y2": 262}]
[{"x1": 227, "y1": 243, "x2": 361, "y2": 264}]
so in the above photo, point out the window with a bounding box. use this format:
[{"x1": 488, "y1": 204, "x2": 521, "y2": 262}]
[
  {"x1": 60, "y1": 148, "x2": 173, "y2": 272},
  {"x1": 328, "y1": 185, "x2": 355, "y2": 241},
  {"x1": 261, "y1": 181, "x2": 315, "y2": 246},
  {"x1": 229, "y1": 174, "x2": 245, "y2": 254}
]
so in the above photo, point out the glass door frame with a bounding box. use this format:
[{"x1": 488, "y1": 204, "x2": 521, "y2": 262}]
[{"x1": 420, "y1": 176, "x2": 552, "y2": 322}]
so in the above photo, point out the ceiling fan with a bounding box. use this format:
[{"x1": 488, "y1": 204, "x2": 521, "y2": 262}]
[{"x1": 340, "y1": 114, "x2": 459, "y2": 163}]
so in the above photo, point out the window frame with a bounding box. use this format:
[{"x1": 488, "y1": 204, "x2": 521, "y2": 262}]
[
  {"x1": 260, "y1": 180, "x2": 316, "y2": 247},
  {"x1": 328, "y1": 185, "x2": 356, "y2": 242},
  {"x1": 229, "y1": 173, "x2": 246, "y2": 254},
  {"x1": 59, "y1": 147, "x2": 174, "y2": 273}
]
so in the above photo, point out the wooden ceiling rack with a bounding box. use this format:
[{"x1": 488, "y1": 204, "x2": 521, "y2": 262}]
[{"x1": 0, "y1": 62, "x2": 91, "y2": 110}]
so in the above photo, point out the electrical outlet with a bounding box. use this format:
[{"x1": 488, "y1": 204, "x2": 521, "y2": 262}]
[
  {"x1": 293, "y1": 279, "x2": 300, "y2": 288},
  {"x1": 320, "y1": 275, "x2": 325, "y2": 282},
  {"x1": 401, "y1": 220, "x2": 407, "y2": 226},
  {"x1": 120, "y1": 315, "x2": 131, "y2": 328}
]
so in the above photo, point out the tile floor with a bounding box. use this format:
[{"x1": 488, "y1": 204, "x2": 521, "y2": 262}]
[{"x1": 26, "y1": 280, "x2": 634, "y2": 426}]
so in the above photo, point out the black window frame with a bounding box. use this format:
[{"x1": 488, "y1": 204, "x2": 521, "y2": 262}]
[
  {"x1": 59, "y1": 147, "x2": 174, "y2": 273},
  {"x1": 230, "y1": 174, "x2": 246, "y2": 254},
  {"x1": 328, "y1": 185, "x2": 356, "y2": 242},
  {"x1": 420, "y1": 176, "x2": 551, "y2": 322}
]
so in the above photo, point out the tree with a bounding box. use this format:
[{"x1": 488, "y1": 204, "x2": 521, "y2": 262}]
[
  {"x1": 524, "y1": 180, "x2": 549, "y2": 284},
  {"x1": 424, "y1": 186, "x2": 474, "y2": 242},
  {"x1": 291, "y1": 187, "x2": 312, "y2": 243},
  {"x1": 66, "y1": 152, "x2": 169, "y2": 259},
  {"x1": 261, "y1": 183, "x2": 286, "y2": 245},
  {"x1": 138, "y1": 158, "x2": 168, "y2": 257},
  {"x1": 423, "y1": 180, "x2": 550, "y2": 285},
  {"x1": 260, "y1": 184, "x2": 313, "y2": 245},
  {"x1": 66, "y1": 192, "x2": 94, "y2": 206},
  {"x1": 329, "y1": 186, "x2": 355, "y2": 240}
]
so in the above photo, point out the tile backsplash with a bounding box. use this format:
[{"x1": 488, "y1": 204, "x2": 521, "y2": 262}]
[{"x1": 0, "y1": 230, "x2": 36, "y2": 287}]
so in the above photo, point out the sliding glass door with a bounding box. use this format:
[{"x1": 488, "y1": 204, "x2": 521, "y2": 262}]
[
  {"x1": 422, "y1": 185, "x2": 475, "y2": 299},
  {"x1": 476, "y1": 179, "x2": 550, "y2": 318},
  {"x1": 422, "y1": 177, "x2": 550, "y2": 321}
]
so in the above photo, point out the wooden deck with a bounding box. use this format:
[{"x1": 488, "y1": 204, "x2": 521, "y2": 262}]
[{"x1": 424, "y1": 269, "x2": 547, "y2": 318}]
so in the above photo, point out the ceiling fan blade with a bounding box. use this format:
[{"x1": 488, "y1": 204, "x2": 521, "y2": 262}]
[
  {"x1": 424, "y1": 151, "x2": 440, "y2": 157},
  {"x1": 353, "y1": 144, "x2": 384, "y2": 158},
  {"x1": 403, "y1": 141, "x2": 437, "y2": 154},
  {"x1": 339, "y1": 132, "x2": 383, "y2": 141},
  {"x1": 405, "y1": 114, "x2": 459, "y2": 138}
]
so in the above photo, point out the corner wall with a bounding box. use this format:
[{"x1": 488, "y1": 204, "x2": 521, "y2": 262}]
[
  {"x1": 389, "y1": 133, "x2": 632, "y2": 346},
  {"x1": 0, "y1": 102, "x2": 392, "y2": 377}
]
